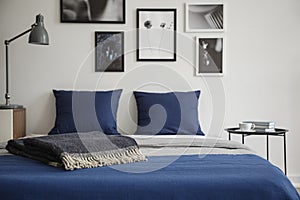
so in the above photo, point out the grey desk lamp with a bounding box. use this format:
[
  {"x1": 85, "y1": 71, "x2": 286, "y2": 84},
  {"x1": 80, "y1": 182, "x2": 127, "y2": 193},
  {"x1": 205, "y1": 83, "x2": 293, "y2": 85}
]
[{"x1": 0, "y1": 14, "x2": 49, "y2": 109}]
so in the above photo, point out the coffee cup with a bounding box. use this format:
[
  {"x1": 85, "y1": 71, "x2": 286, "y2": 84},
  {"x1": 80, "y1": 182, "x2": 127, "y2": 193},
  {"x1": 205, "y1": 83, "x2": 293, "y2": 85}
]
[{"x1": 239, "y1": 122, "x2": 255, "y2": 131}]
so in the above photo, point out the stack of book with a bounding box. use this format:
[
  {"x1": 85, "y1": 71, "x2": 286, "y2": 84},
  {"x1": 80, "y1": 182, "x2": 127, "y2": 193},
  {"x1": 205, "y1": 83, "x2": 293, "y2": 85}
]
[{"x1": 243, "y1": 121, "x2": 275, "y2": 132}]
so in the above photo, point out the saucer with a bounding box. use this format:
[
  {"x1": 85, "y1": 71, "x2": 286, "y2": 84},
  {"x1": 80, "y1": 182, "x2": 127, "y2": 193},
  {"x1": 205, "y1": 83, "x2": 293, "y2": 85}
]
[{"x1": 235, "y1": 129, "x2": 255, "y2": 132}]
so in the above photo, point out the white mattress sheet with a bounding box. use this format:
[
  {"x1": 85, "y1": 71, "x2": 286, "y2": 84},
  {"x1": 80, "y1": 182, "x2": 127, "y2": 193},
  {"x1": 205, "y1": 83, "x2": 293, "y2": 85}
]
[{"x1": 128, "y1": 135, "x2": 254, "y2": 156}]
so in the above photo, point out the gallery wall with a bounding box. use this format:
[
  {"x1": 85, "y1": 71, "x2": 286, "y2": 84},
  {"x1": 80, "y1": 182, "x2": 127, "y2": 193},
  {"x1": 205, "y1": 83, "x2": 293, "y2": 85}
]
[{"x1": 0, "y1": 0, "x2": 300, "y2": 185}]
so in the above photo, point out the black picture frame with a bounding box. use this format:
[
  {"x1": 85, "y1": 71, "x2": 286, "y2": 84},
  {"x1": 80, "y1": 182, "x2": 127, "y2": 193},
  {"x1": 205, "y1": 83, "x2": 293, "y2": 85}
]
[
  {"x1": 137, "y1": 9, "x2": 177, "y2": 62},
  {"x1": 61, "y1": 0, "x2": 126, "y2": 24},
  {"x1": 95, "y1": 32, "x2": 124, "y2": 72}
]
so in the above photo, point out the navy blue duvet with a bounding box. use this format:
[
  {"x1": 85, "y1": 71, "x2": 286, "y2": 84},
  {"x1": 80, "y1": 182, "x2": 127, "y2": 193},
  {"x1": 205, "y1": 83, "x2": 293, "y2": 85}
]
[{"x1": 0, "y1": 154, "x2": 299, "y2": 200}]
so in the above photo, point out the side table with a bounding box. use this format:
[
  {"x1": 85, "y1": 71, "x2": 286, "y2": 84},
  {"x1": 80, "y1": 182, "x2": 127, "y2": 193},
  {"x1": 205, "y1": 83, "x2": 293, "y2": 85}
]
[
  {"x1": 0, "y1": 108, "x2": 26, "y2": 142},
  {"x1": 225, "y1": 127, "x2": 288, "y2": 175}
]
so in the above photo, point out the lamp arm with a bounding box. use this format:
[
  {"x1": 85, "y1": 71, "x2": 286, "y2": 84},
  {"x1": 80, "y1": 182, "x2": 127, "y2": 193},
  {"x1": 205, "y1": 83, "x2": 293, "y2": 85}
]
[
  {"x1": 3, "y1": 23, "x2": 36, "y2": 106},
  {"x1": 4, "y1": 24, "x2": 36, "y2": 45}
]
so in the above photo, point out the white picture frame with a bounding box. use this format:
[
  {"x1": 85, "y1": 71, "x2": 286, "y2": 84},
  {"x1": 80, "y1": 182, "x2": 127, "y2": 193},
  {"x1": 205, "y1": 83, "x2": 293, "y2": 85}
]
[
  {"x1": 185, "y1": 3, "x2": 224, "y2": 32},
  {"x1": 195, "y1": 36, "x2": 224, "y2": 76}
]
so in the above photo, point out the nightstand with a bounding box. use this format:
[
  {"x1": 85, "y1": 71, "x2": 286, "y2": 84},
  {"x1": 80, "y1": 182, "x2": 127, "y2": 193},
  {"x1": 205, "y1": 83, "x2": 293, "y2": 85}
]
[
  {"x1": 0, "y1": 108, "x2": 26, "y2": 142},
  {"x1": 225, "y1": 127, "x2": 288, "y2": 175}
]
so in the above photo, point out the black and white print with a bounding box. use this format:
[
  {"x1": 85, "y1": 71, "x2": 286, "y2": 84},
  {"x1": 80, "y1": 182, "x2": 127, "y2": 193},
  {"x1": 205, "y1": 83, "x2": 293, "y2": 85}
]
[
  {"x1": 186, "y1": 3, "x2": 223, "y2": 32},
  {"x1": 61, "y1": 0, "x2": 125, "y2": 23},
  {"x1": 196, "y1": 37, "x2": 223, "y2": 76},
  {"x1": 137, "y1": 9, "x2": 177, "y2": 61},
  {"x1": 95, "y1": 32, "x2": 124, "y2": 72}
]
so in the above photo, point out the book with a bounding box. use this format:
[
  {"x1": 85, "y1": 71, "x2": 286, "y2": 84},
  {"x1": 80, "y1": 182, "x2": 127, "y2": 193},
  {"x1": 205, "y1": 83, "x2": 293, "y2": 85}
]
[
  {"x1": 255, "y1": 128, "x2": 275, "y2": 132},
  {"x1": 255, "y1": 125, "x2": 275, "y2": 129},
  {"x1": 243, "y1": 121, "x2": 275, "y2": 125},
  {"x1": 243, "y1": 121, "x2": 275, "y2": 128}
]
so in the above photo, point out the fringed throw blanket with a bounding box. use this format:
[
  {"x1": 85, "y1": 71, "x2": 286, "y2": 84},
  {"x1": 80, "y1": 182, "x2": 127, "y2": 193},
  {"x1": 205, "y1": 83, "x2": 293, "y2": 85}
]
[{"x1": 6, "y1": 131, "x2": 146, "y2": 170}]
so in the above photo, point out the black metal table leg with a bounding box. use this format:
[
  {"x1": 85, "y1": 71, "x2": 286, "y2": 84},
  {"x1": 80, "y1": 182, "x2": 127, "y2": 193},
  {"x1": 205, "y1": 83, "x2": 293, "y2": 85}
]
[
  {"x1": 242, "y1": 134, "x2": 244, "y2": 144},
  {"x1": 228, "y1": 133, "x2": 231, "y2": 140},
  {"x1": 284, "y1": 133, "x2": 287, "y2": 175},
  {"x1": 266, "y1": 135, "x2": 269, "y2": 160}
]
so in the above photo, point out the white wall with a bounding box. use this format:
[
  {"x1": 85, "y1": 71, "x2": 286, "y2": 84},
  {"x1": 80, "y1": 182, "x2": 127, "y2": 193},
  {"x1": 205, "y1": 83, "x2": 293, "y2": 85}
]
[{"x1": 1, "y1": 0, "x2": 300, "y2": 184}]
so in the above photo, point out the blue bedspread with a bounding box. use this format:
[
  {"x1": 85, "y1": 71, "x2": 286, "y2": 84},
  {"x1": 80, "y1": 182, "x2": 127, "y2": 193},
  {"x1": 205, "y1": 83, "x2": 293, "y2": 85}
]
[{"x1": 0, "y1": 154, "x2": 298, "y2": 200}]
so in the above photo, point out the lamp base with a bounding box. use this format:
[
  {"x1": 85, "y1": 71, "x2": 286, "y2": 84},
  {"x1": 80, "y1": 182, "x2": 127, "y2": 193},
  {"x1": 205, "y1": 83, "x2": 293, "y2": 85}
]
[{"x1": 0, "y1": 104, "x2": 23, "y2": 109}]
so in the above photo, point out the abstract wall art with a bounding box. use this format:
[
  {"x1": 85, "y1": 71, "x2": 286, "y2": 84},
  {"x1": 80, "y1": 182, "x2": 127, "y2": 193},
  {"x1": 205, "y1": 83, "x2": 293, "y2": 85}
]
[
  {"x1": 137, "y1": 9, "x2": 177, "y2": 61},
  {"x1": 196, "y1": 37, "x2": 223, "y2": 76},
  {"x1": 186, "y1": 3, "x2": 224, "y2": 32},
  {"x1": 95, "y1": 32, "x2": 124, "y2": 72}
]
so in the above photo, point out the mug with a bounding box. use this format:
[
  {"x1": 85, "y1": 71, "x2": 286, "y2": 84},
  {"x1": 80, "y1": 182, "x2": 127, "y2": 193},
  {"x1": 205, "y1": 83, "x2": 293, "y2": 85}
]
[{"x1": 239, "y1": 122, "x2": 255, "y2": 131}]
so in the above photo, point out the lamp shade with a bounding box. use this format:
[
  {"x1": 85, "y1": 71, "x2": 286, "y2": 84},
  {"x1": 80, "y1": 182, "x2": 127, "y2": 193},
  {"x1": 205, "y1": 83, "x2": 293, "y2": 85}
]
[{"x1": 29, "y1": 14, "x2": 49, "y2": 45}]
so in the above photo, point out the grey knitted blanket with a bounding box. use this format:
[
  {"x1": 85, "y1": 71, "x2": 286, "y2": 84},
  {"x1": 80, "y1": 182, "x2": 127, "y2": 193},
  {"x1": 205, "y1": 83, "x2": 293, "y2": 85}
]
[{"x1": 6, "y1": 131, "x2": 146, "y2": 170}]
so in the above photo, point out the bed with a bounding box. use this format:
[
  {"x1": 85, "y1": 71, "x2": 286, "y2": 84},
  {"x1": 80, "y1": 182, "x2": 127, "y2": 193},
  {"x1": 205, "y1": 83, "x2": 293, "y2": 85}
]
[
  {"x1": 0, "y1": 135, "x2": 299, "y2": 200},
  {"x1": 1, "y1": 90, "x2": 298, "y2": 199}
]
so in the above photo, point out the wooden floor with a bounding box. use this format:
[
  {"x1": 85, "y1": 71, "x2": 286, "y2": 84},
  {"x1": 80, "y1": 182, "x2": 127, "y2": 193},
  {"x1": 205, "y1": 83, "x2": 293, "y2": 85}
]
[{"x1": 297, "y1": 188, "x2": 300, "y2": 195}]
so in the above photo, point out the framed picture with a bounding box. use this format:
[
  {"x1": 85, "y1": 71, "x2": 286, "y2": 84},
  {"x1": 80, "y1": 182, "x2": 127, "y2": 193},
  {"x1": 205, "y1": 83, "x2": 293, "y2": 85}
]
[
  {"x1": 196, "y1": 37, "x2": 224, "y2": 76},
  {"x1": 186, "y1": 3, "x2": 224, "y2": 32},
  {"x1": 95, "y1": 32, "x2": 124, "y2": 72},
  {"x1": 137, "y1": 9, "x2": 177, "y2": 61},
  {"x1": 61, "y1": 0, "x2": 125, "y2": 23}
]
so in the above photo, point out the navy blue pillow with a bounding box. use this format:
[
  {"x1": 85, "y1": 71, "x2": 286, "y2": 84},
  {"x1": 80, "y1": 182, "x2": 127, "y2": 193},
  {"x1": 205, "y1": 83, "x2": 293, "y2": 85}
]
[
  {"x1": 133, "y1": 91, "x2": 204, "y2": 135},
  {"x1": 49, "y1": 90, "x2": 122, "y2": 135}
]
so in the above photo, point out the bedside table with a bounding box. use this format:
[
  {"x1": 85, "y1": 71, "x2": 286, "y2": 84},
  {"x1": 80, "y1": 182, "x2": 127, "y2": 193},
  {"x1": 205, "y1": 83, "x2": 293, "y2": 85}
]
[
  {"x1": 0, "y1": 108, "x2": 26, "y2": 142},
  {"x1": 225, "y1": 127, "x2": 288, "y2": 175}
]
